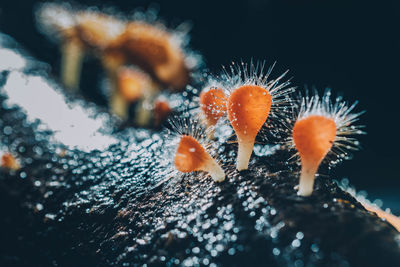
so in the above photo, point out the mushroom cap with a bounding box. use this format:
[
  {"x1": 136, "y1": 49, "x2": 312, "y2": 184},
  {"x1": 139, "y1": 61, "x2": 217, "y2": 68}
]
[
  {"x1": 200, "y1": 87, "x2": 227, "y2": 126},
  {"x1": 117, "y1": 68, "x2": 151, "y2": 102},
  {"x1": 174, "y1": 135, "x2": 209, "y2": 173},
  {"x1": 227, "y1": 85, "x2": 271, "y2": 143},
  {"x1": 76, "y1": 12, "x2": 126, "y2": 49},
  {"x1": 293, "y1": 115, "x2": 337, "y2": 166},
  {"x1": 114, "y1": 22, "x2": 189, "y2": 90}
]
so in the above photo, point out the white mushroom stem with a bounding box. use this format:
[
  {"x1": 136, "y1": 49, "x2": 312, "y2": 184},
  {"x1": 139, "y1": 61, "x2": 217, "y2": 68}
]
[
  {"x1": 102, "y1": 55, "x2": 129, "y2": 119},
  {"x1": 135, "y1": 98, "x2": 153, "y2": 127},
  {"x1": 298, "y1": 163, "x2": 318, "y2": 196},
  {"x1": 135, "y1": 84, "x2": 159, "y2": 127},
  {"x1": 110, "y1": 88, "x2": 129, "y2": 120},
  {"x1": 236, "y1": 140, "x2": 254, "y2": 171},
  {"x1": 202, "y1": 157, "x2": 225, "y2": 182},
  {"x1": 60, "y1": 40, "x2": 84, "y2": 91}
]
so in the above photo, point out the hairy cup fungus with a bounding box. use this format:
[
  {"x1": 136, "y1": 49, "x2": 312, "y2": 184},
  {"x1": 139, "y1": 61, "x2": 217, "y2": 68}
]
[
  {"x1": 36, "y1": 4, "x2": 125, "y2": 91},
  {"x1": 199, "y1": 86, "x2": 227, "y2": 128},
  {"x1": 169, "y1": 117, "x2": 225, "y2": 182},
  {"x1": 118, "y1": 67, "x2": 146, "y2": 102},
  {"x1": 225, "y1": 62, "x2": 294, "y2": 170},
  {"x1": 110, "y1": 67, "x2": 158, "y2": 119},
  {"x1": 292, "y1": 91, "x2": 364, "y2": 196},
  {"x1": 36, "y1": 3, "x2": 191, "y2": 94},
  {"x1": 1, "y1": 153, "x2": 20, "y2": 171},
  {"x1": 117, "y1": 22, "x2": 190, "y2": 90}
]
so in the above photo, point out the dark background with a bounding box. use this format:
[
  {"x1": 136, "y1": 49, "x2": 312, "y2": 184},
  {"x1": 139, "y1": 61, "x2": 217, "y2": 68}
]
[{"x1": 0, "y1": 0, "x2": 399, "y2": 211}]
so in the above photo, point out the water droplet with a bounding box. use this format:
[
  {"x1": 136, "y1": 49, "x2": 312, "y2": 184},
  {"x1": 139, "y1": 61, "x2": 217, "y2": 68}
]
[
  {"x1": 272, "y1": 248, "x2": 280, "y2": 256},
  {"x1": 291, "y1": 239, "x2": 301, "y2": 248},
  {"x1": 3, "y1": 126, "x2": 12, "y2": 135},
  {"x1": 296, "y1": 232, "x2": 304, "y2": 240}
]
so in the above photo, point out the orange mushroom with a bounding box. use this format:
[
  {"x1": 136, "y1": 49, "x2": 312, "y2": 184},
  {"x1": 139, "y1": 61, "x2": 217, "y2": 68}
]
[
  {"x1": 117, "y1": 22, "x2": 189, "y2": 90},
  {"x1": 291, "y1": 91, "x2": 364, "y2": 196},
  {"x1": 36, "y1": 4, "x2": 191, "y2": 93},
  {"x1": 75, "y1": 11, "x2": 125, "y2": 49},
  {"x1": 200, "y1": 87, "x2": 227, "y2": 127},
  {"x1": 175, "y1": 135, "x2": 225, "y2": 182},
  {"x1": 227, "y1": 85, "x2": 271, "y2": 170},
  {"x1": 110, "y1": 67, "x2": 158, "y2": 120},
  {"x1": 118, "y1": 68, "x2": 147, "y2": 102},
  {"x1": 293, "y1": 115, "x2": 337, "y2": 196}
]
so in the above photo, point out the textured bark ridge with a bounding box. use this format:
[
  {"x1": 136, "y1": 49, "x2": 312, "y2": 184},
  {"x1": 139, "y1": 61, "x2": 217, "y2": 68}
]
[{"x1": 1, "y1": 36, "x2": 400, "y2": 267}]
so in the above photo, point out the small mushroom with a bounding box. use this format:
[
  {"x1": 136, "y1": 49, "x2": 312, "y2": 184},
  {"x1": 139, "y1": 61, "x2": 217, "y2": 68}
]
[
  {"x1": 175, "y1": 135, "x2": 225, "y2": 182},
  {"x1": 110, "y1": 67, "x2": 157, "y2": 120},
  {"x1": 118, "y1": 21, "x2": 190, "y2": 90},
  {"x1": 224, "y1": 62, "x2": 293, "y2": 170},
  {"x1": 227, "y1": 85, "x2": 271, "y2": 170},
  {"x1": 199, "y1": 86, "x2": 227, "y2": 138},
  {"x1": 292, "y1": 91, "x2": 364, "y2": 196}
]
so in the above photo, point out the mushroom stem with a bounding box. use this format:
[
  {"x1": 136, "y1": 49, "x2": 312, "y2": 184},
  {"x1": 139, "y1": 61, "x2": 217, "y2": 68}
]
[
  {"x1": 110, "y1": 88, "x2": 129, "y2": 120},
  {"x1": 135, "y1": 82, "x2": 159, "y2": 127},
  {"x1": 298, "y1": 162, "x2": 318, "y2": 196},
  {"x1": 202, "y1": 157, "x2": 225, "y2": 182},
  {"x1": 135, "y1": 98, "x2": 153, "y2": 127},
  {"x1": 60, "y1": 40, "x2": 84, "y2": 91},
  {"x1": 237, "y1": 140, "x2": 254, "y2": 171},
  {"x1": 361, "y1": 202, "x2": 400, "y2": 232},
  {"x1": 102, "y1": 53, "x2": 128, "y2": 118}
]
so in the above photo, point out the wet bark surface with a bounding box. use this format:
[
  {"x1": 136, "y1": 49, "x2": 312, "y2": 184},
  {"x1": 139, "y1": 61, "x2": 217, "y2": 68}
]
[{"x1": 1, "y1": 37, "x2": 400, "y2": 267}]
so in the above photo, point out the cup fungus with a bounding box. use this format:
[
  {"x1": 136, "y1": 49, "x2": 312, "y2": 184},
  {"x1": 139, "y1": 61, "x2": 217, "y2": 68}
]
[
  {"x1": 75, "y1": 11, "x2": 126, "y2": 50},
  {"x1": 292, "y1": 91, "x2": 364, "y2": 196},
  {"x1": 175, "y1": 135, "x2": 225, "y2": 182},
  {"x1": 169, "y1": 117, "x2": 225, "y2": 182},
  {"x1": 199, "y1": 86, "x2": 227, "y2": 128},
  {"x1": 37, "y1": 4, "x2": 126, "y2": 91},
  {"x1": 36, "y1": 3, "x2": 192, "y2": 95},
  {"x1": 117, "y1": 22, "x2": 190, "y2": 90},
  {"x1": 225, "y1": 62, "x2": 293, "y2": 170},
  {"x1": 228, "y1": 85, "x2": 271, "y2": 170},
  {"x1": 110, "y1": 67, "x2": 158, "y2": 119}
]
